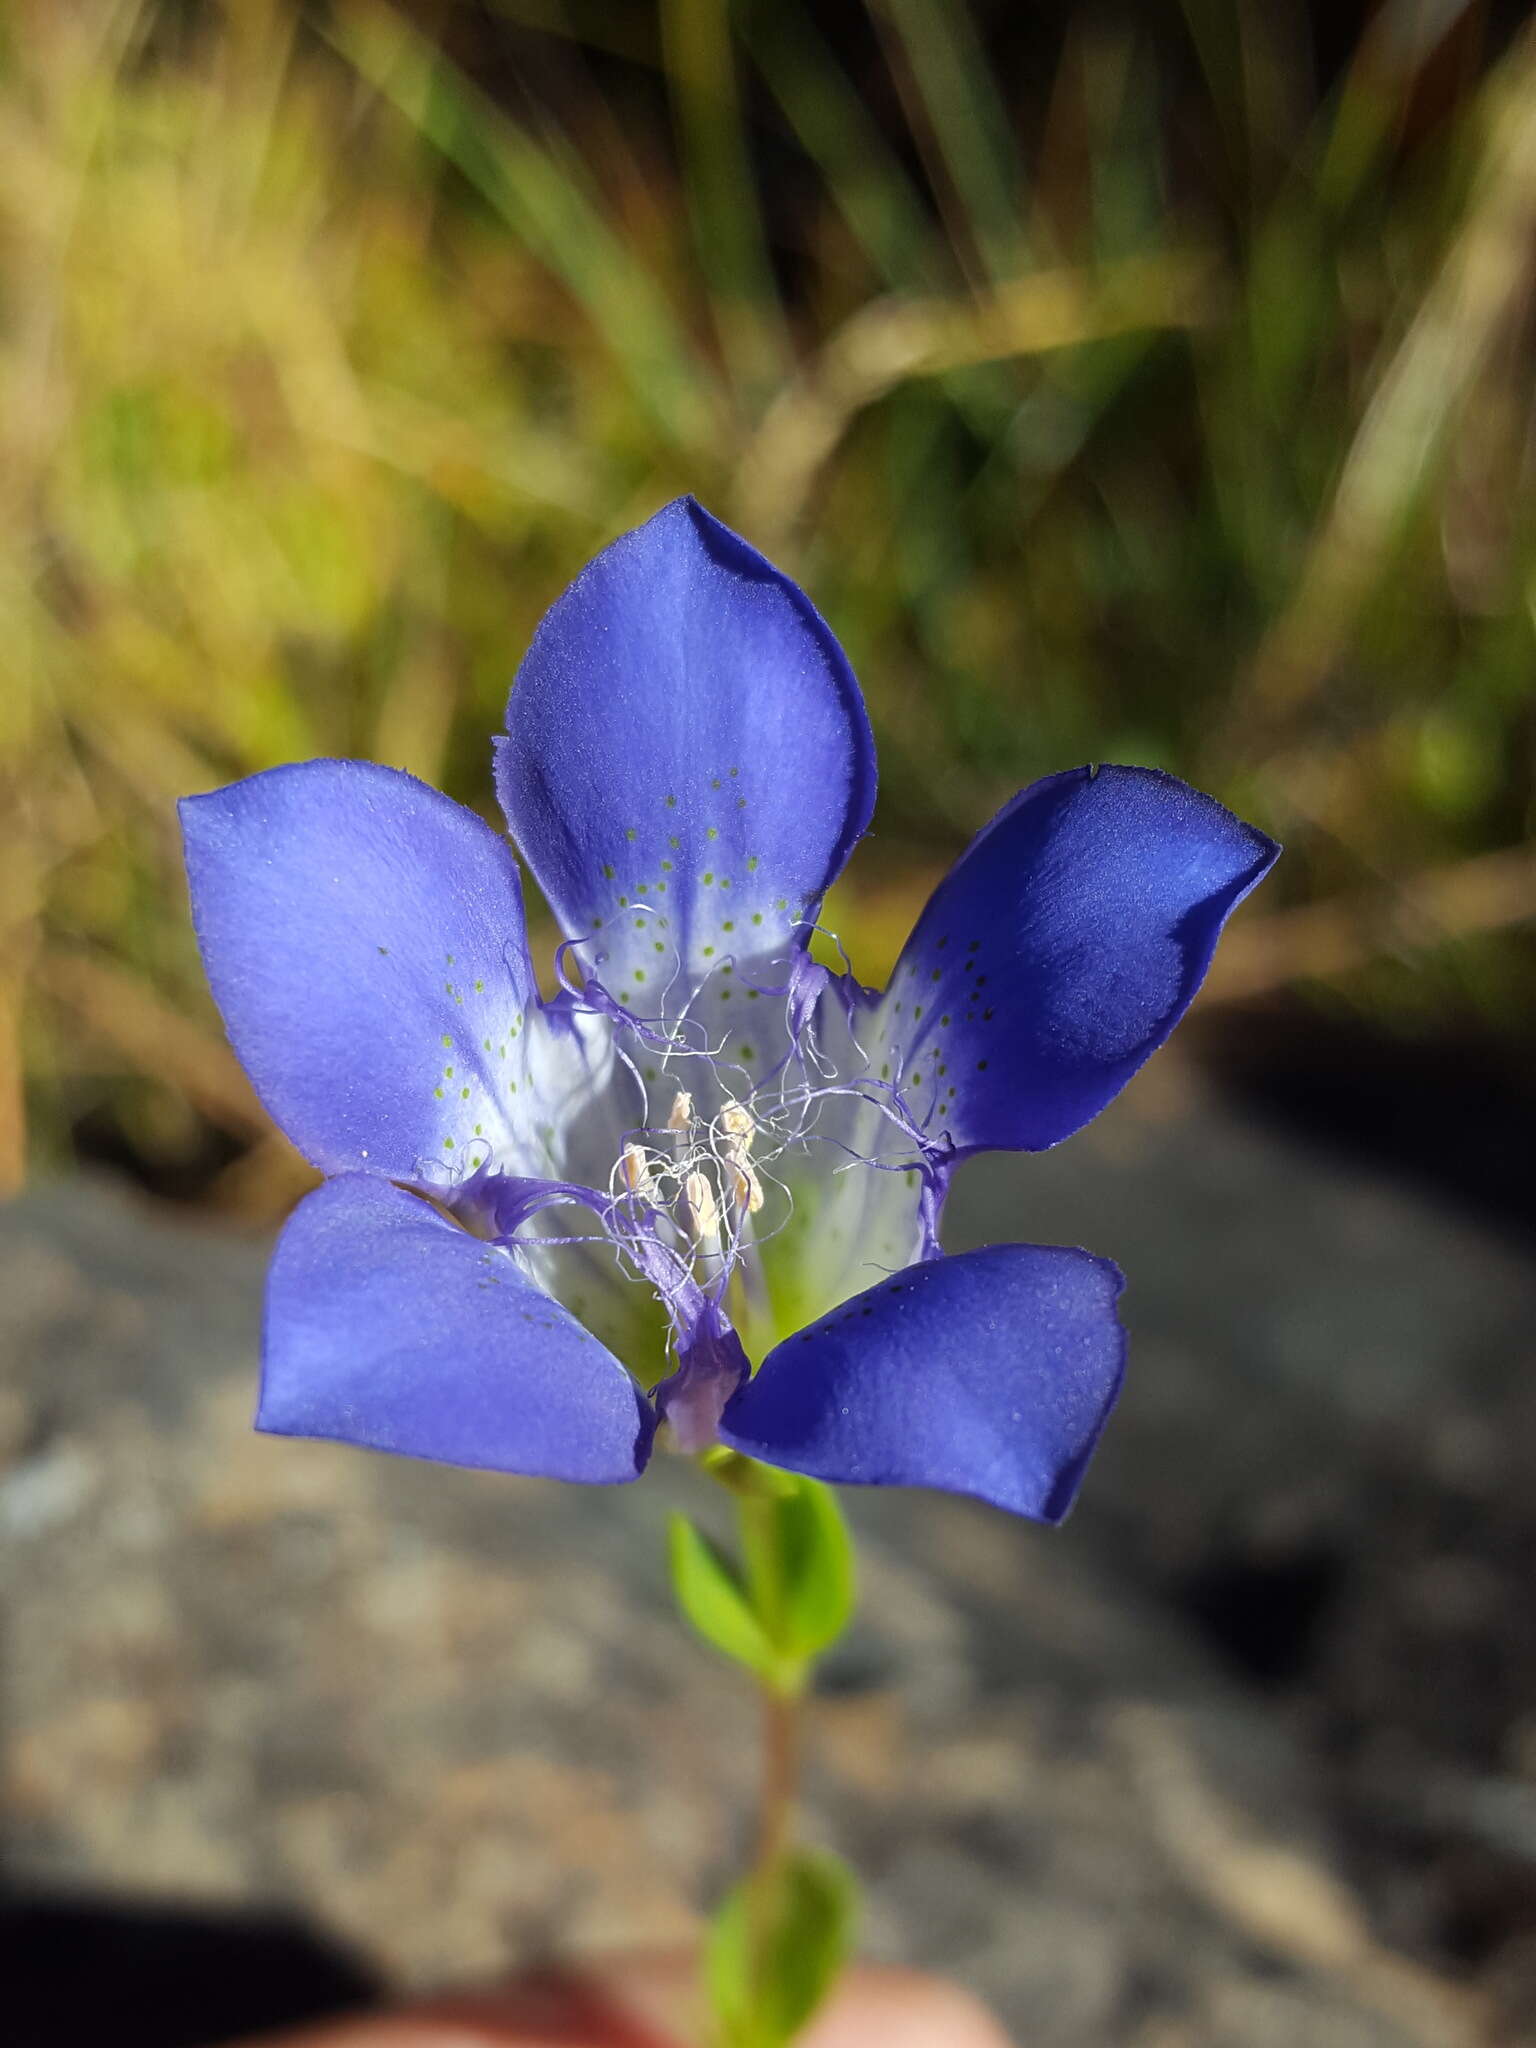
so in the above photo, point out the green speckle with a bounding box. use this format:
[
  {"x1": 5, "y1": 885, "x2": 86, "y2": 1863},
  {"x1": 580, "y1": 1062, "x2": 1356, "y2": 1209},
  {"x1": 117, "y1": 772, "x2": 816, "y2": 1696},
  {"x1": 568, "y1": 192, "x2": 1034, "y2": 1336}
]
[
  {"x1": 625, "y1": 827, "x2": 637, "y2": 841},
  {"x1": 711, "y1": 777, "x2": 722, "y2": 790},
  {"x1": 445, "y1": 953, "x2": 455, "y2": 964},
  {"x1": 434, "y1": 1087, "x2": 444, "y2": 1100},
  {"x1": 880, "y1": 1061, "x2": 890, "y2": 1079},
  {"x1": 707, "y1": 825, "x2": 718, "y2": 840},
  {"x1": 703, "y1": 872, "x2": 714, "y2": 885},
  {"x1": 931, "y1": 968, "x2": 942, "y2": 982},
  {"x1": 720, "y1": 877, "x2": 731, "y2": 890},
  {"x1": 602, "y1": 862, "x2": 615, "y2": 879},
  {"x1": 634, "y1": 969, "x2": 647, "y2": 983},
  {"x1": 444, "y1": 1066, "x2": 454, "y2": 1077},
  {"x1": 474, "y1": 1123, "x2": 483, "y2": 1136},
  {"x1": 483, "y1": 1038, "x2": 491, "y2": 1050},
  {"x1": 910, "y1": 1071, "x2": 923, "y2": 1088},
  {"x1": 460, "y1": 1087, "x2": 470, "y2": 1099},
  {"x1": 730, "y1": 765, "x2": 740, "y2": 778},
  {"x1": 747, "y1": 987, "x2": 760, "y2": 999},
  {"x1": 666, "y1": 793, "x2": 677, "y2": 808},
  {"x1": 661, "y1": 859, "x2": 673, "y2": 872},
  {"x1": 474, "y1": 979, "x2": 483, "y2": 992},
  {"x1": 752, "y1": 912, "x2": 763, "y2": 926},
  {"x1": 443, "y1": 1137, "x2": 455, "y2": 1150},
  {"x1": 445, "y1": 982, "x2": 454, "y2": 994},
  {"x1": 747, "y1": 856, "x2": 759, "y2": 872},
  {"x1": 668, "y1": 835, "x2": 680, "y2": 849},
  {"x1": 442, "y1": 1035, "x2": 452, "y2": 1048},
  {"x1": 618, "y1": 895, "x2": 629, "y2": 908},
  {"x1": 654, "y1": 941, "x2": 665, "y2": 954},
  {"x1": 913, "y1": 1006, "x2": 923, "y2": 1021},
  {"x1": 977, "y1": 1059, "x2": 989, "y2": 1071},
  {"x1": 723, "y1": 920, "x2": 735, "y2": 932},
  {"x1": 736, "y1": 797, "x2": 747, "y2": 809},
  {"x1": 738, "y1": 1044, "x2": 755, "y2": 1061},
  {"x1": 703, "y1": 945, "x2": 715, "y2": 958}
]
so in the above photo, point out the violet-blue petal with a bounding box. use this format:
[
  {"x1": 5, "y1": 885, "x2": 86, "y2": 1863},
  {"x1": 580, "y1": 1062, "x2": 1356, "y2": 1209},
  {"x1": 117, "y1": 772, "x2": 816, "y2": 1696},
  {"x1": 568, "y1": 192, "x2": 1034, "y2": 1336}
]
[
  {"x1": 180, "y1": 760, "x2": 543, "y2": 1183},
  {"x1": 878, "y1": 766, "x2": 1278, "y2": 1154},
  {"x1": 720, "y1": 1244, "x2": 1125, "y2": 1522},
  {"x1": 261, "y1": 1175, "x2": 656, "y2": 1482},
  {"x1": 495, "y1": 498, "x2": 876, "y2": 1002}
]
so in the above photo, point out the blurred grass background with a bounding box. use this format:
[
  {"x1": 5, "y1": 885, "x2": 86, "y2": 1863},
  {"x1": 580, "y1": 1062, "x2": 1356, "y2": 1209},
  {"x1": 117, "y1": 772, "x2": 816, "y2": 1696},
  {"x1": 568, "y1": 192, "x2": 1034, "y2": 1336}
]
[{"x1": 3, "y1": 0, "x2": 1534, "y2": 1215}]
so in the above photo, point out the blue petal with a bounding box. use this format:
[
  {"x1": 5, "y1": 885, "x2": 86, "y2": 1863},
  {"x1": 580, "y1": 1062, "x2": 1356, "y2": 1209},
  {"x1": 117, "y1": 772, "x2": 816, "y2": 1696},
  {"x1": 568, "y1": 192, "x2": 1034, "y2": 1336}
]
[
  {"x1": 181, "y1": 760, "x2": 545, "y2": 1183},
  {"x1": 495, "y1": 498, "x2": 876, "y2": 1007},
  {"x1": 261, "y1": 1175, "x2": 656, "y2": 1482},
  {"x1": 720, "y1": 1244, "x2": 1125, "y2": 1521},
  {"x1": 875, "y1": 766, "x2": 1278, "y2": 1154}
]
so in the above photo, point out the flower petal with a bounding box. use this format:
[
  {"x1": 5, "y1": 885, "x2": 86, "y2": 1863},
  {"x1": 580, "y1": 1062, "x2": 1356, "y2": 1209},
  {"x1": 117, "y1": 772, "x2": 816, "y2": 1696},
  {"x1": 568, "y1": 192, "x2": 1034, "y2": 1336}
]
[
  {"x1": 495, "y1": 498, "x2": 876, "y2": 1007},
  {"x1": 720, "y1": 1243, "x2": 1126, "y2": 1521},
  {"x1": 260, "y1": 1175, "x2": 656, "y2": 1482},
  {"x1": 874, "y1": 766, "x2": 1278, "y2": 1154},
  {"x1": 181, "y1": 760, "x2": 546, "y2": 1184}
]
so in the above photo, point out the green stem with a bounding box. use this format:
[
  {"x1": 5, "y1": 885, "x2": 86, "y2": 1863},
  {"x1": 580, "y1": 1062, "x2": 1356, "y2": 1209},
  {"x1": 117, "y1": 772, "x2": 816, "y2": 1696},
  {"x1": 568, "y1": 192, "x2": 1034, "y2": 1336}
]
[{"x1": 736, "y1": 1481, "x2": 806, "y2": 2030}]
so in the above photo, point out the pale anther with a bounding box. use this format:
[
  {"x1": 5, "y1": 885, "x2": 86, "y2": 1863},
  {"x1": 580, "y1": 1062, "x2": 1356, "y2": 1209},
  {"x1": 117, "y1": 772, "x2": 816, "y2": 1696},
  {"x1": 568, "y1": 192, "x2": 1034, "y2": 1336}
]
[
  {"x1": 684, "y1": 1167, "x2": 720, "y2": 1239},
  {"x1": 621, "y1": 1141, "x2": 659, "y2": 1199}
]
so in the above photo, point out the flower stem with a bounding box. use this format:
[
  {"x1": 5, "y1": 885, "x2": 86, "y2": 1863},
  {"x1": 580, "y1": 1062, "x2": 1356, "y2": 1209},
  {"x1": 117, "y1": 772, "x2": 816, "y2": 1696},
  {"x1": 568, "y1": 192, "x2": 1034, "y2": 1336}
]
[
  {"x1": 737, "y1": 1484, "x2": 806, "y2": 2021},
  {"x1": 752, "y1": 1674, "x2": 801, "y2": 1895}
]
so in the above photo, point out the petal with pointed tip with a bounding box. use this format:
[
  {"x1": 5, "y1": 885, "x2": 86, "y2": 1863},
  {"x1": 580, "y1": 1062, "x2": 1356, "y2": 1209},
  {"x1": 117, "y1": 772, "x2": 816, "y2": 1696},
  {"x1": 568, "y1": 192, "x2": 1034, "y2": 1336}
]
[
  {"x1": 180, "y1": 760, "x2": 545, "y2": 1184},
  {"x1": 721, "y1": 1244, "x2": 1125, "y2": 1522},
  {"x1": 261, "y1": 1175, "x2": 656, "y2": 1482},
  {"x1": 495, "y1": 498, "x2": 875, "y2": 1007},
  {"x1": 876, "y1": 766, "x2": 1278, "y2": 1154}
]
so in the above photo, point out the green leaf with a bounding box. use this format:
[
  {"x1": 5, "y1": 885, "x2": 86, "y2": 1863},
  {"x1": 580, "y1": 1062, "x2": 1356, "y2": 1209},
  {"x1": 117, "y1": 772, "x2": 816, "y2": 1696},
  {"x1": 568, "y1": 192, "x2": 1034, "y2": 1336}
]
[
  {"x1": 706, "y1": 1847, "x2": 858, "y2": 2048},
  {"x1": 738, "y1": 1474, "x2": 856, "y2": 1667},
  {"x1": 774, "y1": 1477, "x2": 857, "y2": 1662},
  {"x1": 668, "y1": 1512, "x2": 776, "y2": 1677}
]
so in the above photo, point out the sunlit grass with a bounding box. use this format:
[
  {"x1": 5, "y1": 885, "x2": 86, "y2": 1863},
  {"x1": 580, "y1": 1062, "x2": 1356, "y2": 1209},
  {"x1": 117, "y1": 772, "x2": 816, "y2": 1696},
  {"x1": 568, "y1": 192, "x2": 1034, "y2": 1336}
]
[{"x1": 3, "y1": 0, "x2": 1533, "y2": 1202}]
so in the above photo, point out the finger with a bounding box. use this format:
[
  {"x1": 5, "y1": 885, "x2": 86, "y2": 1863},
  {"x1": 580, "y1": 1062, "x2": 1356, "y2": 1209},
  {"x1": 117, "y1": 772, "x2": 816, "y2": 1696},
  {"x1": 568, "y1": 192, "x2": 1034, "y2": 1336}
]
[{"x1": 239, "y1": 1956, "x2": 1015, "y2": 2048}]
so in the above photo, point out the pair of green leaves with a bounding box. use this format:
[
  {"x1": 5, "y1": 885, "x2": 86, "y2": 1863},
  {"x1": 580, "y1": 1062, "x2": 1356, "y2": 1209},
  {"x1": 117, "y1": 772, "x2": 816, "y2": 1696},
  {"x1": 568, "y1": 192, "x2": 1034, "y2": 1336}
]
[{"x1": 668, "y1": 1464, "x2": 856, "y2": 1694}]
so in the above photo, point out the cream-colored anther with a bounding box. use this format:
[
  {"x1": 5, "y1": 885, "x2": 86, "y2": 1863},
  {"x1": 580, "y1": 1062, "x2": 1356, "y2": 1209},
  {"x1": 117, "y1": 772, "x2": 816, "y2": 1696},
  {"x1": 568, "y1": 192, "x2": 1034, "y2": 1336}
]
[
  {"x1": 667, "y1": 1089, "x2": 694, "y2": 1133},
  {"x1": 719, "y1": 1099, "x2": 755, "y2": 1143},
  {"x1": 718, "y1": 1101, "x2": 764, "y2": 1215},
  {"x1": 683, "y1": 1167, "x2": 720, "y2": 1240},
  {"x1": 620, "y1": 1142, "x2": 659, "y2": 1200}
]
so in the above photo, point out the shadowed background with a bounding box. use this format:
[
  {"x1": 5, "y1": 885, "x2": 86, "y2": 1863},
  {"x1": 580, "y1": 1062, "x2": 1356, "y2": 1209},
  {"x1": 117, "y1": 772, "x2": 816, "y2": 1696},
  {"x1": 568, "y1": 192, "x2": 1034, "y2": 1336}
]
[{"x1": 2, "y1": 3, "x2": 1535, "y2": 2044}]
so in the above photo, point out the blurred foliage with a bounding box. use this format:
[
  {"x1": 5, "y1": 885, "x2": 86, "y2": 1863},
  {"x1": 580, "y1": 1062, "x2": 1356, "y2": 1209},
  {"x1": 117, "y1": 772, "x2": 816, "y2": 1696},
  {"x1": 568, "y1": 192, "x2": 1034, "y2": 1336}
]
[{"x1": 2, "y1": 0, "x2": 1534, "y2": 1206}]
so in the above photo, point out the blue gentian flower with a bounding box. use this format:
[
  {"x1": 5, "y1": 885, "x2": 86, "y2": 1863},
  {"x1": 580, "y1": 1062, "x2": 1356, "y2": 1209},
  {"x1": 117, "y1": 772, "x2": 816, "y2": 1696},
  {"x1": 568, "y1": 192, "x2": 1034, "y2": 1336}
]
[{"x1": 181, "y1": 500, "x2": 1277, "y2": 1521}]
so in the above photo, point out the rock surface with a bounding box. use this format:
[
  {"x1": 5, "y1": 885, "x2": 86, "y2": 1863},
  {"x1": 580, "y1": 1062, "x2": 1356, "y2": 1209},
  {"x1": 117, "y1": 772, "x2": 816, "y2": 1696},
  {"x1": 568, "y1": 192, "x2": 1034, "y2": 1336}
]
[{"x1": 3, "y1": 1071, "x2": 1533, "y2": 2046}]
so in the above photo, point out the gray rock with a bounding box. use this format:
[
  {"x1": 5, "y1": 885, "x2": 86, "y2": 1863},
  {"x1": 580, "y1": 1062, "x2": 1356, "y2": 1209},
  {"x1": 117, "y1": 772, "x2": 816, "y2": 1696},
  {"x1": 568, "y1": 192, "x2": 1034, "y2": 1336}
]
[{"x1": 2, "y1": 1077, "x2": 1524, "y2": 2045}]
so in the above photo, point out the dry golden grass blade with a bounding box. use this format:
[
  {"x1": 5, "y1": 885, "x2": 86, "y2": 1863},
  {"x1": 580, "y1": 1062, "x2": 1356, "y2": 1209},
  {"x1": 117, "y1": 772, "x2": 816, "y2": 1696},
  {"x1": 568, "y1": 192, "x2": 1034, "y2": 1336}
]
[
  {"x1": 1206, "y1": 837, "x2": 1536, "y2": 1002},
  {"x1": 36, "y1": 947, "x2": 269, "y2": 1142},
  {"x1": 732, "y1": 250, "x2": 1222, "y2": 545},
  {"x1": 1224, "y1": 20, "x2": 1536, "y2": 750}
]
